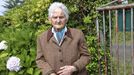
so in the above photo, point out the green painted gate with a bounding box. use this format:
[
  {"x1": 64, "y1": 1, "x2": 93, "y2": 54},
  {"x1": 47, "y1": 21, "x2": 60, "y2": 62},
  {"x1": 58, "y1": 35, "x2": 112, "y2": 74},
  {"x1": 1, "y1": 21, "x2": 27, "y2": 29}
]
[{"x1": 96, "y1": 1, "x2": 134, "y2": 75}]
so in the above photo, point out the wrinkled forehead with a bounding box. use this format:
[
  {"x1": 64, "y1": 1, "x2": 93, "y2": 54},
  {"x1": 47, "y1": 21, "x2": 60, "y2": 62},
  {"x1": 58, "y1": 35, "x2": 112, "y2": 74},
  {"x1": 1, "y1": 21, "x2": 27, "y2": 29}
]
[{"x1": 52, "y1": 8, "x2": 65, "y2": 16}]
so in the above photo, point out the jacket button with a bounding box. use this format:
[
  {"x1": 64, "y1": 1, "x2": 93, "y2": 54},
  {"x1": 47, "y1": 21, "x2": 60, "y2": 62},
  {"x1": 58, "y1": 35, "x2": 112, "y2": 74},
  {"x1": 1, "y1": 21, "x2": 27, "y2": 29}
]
[
  {"x1": 60, "y1": 59, "x2": 63, "y2": 62},
  {"x1": 59, "y1": 49, "x2": 61, "y2": 52}
]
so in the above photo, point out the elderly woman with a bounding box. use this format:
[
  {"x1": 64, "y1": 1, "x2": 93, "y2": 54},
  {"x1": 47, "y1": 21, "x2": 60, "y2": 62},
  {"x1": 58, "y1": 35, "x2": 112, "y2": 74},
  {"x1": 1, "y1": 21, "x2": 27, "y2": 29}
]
[{"x1": 36, "y1": 2, "x2": 90, "y2": 75}]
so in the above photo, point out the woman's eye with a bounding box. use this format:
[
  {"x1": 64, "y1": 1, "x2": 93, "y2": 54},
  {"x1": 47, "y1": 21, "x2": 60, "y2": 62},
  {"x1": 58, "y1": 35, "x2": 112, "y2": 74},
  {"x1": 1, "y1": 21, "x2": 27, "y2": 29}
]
[{"x1": 52, "y1": 17, "x2": 57, "y2": 19}]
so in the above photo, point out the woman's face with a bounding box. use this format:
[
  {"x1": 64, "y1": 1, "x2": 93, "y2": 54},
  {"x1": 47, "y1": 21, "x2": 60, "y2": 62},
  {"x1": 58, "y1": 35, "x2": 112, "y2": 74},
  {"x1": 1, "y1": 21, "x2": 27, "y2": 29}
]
[{"x1": 49, "y1": 8, "x2": 67, "y2": 31}]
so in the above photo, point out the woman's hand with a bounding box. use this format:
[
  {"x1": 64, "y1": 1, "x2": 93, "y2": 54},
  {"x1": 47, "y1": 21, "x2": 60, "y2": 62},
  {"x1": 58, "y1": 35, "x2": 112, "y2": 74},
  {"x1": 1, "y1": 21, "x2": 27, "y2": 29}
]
[
  {"x1": 50, "y1": 73, "x2": 57, "y2": 75},
  {"x1": 57, "y1": 66, "x2": 77, "y2": 75}
]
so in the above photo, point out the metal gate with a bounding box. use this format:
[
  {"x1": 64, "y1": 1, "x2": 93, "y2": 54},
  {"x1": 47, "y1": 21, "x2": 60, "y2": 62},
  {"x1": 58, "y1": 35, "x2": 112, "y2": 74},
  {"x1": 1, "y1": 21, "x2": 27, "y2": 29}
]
[{"x1": 96, "y1": 1, "x2": 134, "y2": 75}]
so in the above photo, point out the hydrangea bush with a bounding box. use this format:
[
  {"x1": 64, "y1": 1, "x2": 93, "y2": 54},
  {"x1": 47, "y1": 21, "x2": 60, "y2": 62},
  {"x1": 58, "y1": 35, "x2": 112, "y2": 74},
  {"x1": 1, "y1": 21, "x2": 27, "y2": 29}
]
[{"x1": 0, "y1": 0, "x2": 50, "y2": 74}]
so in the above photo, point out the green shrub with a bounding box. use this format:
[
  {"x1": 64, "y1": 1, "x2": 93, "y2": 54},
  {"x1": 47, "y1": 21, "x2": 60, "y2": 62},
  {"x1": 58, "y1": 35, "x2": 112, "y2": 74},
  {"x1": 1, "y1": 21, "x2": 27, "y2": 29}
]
[{"x1": 0, "y1": 0, "x2": 111, "y2": 75}]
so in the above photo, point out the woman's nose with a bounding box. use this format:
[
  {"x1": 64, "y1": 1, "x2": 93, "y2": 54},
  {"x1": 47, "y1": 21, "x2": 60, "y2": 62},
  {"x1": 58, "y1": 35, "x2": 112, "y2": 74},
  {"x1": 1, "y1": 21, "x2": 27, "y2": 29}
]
[{"x1": 56, "y1": 18, "x2": 60, "y2": 23}]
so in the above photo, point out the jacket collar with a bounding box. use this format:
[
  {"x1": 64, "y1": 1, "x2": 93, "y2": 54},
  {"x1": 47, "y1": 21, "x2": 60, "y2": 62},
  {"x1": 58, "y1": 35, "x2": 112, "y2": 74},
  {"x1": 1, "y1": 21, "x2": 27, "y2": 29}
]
[{"x1": 47, "y1": 27, "x2": 73, "y2": 41}]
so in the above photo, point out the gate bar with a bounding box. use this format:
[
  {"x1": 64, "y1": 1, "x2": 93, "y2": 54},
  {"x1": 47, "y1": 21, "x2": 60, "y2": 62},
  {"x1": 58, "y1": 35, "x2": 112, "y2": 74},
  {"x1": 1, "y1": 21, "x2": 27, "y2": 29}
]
[
  {"x1": 103, "y1": 11, "x2": 108, "y2": 75},
  {"x1": 123, "y1": 8, "x2": 126, "y2": 75},
  {"x1": 115, "y1": 10, "x2": 120, "y2": 75},
  {"x1": 96, "y1": 16, "x2": 101, "y2": 75},
  {"x1": 109, "y1": 10, "x2": 113, "y2": 75},
  {"x1": 97, "y1": 3, "x2": 134, "y2": 11},
  {"x1": 131, "y1": 8, "x2": 134, "y2": 74}
]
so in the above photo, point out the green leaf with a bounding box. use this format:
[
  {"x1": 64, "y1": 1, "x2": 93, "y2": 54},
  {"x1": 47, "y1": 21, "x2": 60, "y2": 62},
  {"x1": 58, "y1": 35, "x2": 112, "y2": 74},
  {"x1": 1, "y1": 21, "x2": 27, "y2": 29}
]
[
  {"x1": 18, "y1": 70, "x2": 25, "y2": 74},
  {"x1": 8, "y1": 71, "x2": 16, "y2": 75},
  {"x1": 34, "y1": 68, "x2": 41, "y2": 75},
  {"x1": 0, "y1": 53, "x2": 8, "y2": 58},
  {"x1": 25, "y1": 55, "x2": 32, "y2": 67},
  {"x1": 27, "y1": 68, "x2": 33, "y2": 75},
  {"x1": 83, "y1": 16, "x2": 92, "y2": 24}
]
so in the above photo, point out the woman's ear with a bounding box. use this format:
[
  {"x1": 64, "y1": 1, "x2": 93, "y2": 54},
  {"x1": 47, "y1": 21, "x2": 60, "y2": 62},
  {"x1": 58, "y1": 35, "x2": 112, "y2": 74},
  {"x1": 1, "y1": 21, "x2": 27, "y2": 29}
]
[
  {"x1": 45, "y1": 17, "x2": 51, "y2": 24},
  {"x1": 65, "y1": 18, "x2": 68, "y2": 24},
  {"x1": 48, "y1": 17, "x2": 52, "y2": 23}
]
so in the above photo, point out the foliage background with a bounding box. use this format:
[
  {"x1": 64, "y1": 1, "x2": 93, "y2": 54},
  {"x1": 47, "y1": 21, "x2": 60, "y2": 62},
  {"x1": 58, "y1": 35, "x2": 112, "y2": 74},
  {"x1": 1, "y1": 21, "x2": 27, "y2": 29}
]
[{"x1": 1, "y1": 0, "x2": 129, "y2": 75}]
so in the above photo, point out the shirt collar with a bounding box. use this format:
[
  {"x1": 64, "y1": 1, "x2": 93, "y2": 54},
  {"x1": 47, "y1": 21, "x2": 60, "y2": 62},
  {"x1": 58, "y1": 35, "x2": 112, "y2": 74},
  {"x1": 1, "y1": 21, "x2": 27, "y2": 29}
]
[
  {"x1": 52, "y1": 26, "x2": 67, "y2": 34},
  {"x1": 47, "y1": 27, "x2": 72, "y2": 41}
]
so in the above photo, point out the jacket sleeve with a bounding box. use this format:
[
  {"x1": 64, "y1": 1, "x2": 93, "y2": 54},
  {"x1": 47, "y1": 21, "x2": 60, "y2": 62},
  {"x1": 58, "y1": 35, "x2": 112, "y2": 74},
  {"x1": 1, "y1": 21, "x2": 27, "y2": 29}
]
[
  {"x1": 73, "y1": 31, "x2": 90, "y2": 71},
  {"x1": 36, "y1": 37, "x2": 55, "y2": 75}
]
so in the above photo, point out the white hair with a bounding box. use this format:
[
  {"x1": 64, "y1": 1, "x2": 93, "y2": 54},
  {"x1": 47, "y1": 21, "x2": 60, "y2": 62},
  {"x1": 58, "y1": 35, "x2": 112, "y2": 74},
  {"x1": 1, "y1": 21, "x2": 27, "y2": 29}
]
[{"x1": 48, "y1": 2, "x2": 69, "y2": 20}]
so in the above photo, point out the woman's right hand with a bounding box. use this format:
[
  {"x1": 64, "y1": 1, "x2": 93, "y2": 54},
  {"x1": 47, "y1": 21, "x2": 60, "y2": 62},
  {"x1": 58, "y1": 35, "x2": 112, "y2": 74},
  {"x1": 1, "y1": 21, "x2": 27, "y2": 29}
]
[{"x1": 50, "y1": 73, "x2": 57, "y2": 75}]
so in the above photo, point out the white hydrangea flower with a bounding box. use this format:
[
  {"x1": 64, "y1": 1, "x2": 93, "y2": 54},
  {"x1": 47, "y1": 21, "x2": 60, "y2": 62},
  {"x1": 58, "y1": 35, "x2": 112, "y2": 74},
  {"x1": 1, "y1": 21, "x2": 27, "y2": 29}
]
[
  {"x1": 0, "y1": 40, "x2": 8, "y2": 50},
  {"x1": 6, "y1": 56, "x2": 21, "y2": 72}
]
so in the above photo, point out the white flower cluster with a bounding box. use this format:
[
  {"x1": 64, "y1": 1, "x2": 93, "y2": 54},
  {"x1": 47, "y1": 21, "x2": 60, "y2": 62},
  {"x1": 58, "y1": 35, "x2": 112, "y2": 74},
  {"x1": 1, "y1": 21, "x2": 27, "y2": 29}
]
[
  {"x1": 6, "y1": 56, "x2": 21, "y2": 72},
  {"x1": 0, "y1": 40, "x2": 8, "y2": 50}
]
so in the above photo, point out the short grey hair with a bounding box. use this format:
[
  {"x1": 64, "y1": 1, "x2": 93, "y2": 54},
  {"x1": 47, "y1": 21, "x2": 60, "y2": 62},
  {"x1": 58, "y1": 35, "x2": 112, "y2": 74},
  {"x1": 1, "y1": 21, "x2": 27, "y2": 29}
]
[{"x1": 48, "y1": 2, "x2": 69, "y2": 20}]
